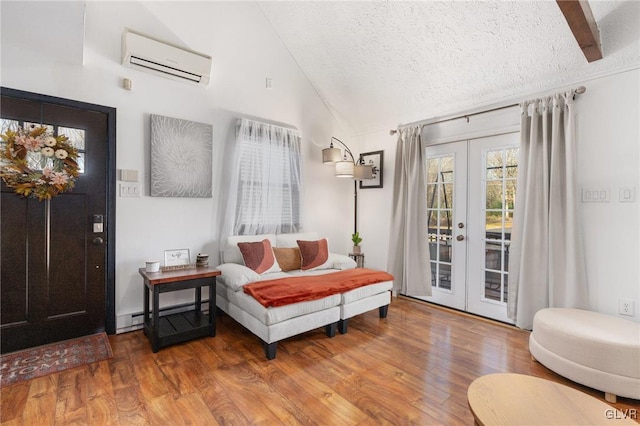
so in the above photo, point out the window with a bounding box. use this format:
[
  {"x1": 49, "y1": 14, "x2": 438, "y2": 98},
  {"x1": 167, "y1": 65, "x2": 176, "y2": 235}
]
[{"x1": 232, "y1": 118, "x2": 302, "y2": 235}]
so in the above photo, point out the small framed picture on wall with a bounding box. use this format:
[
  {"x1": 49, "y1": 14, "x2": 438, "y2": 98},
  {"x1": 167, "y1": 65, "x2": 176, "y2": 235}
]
[{"x1": 359, "y1": 150, "x2": 383, "y2": 189}]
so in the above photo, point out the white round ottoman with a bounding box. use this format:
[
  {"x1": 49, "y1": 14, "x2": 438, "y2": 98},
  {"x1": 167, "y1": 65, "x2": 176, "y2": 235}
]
[{"x1": 529, "y1": 308, "x2": 640, "y2": 403}]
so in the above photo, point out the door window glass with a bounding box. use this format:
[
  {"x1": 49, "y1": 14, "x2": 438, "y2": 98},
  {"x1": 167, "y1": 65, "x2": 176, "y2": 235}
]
[
  {"x1": 0, "y1": 120, "x2": 86, "y2": 174},
  {"x1": 427, "y1": 155, "x2": 455, "y2": 291},
  {"x1": 482, "y1": 148, "x2": 518, "y2": 303},
  {"x1": 58, "y1": 126, "x2": 86, "y2": 174}
]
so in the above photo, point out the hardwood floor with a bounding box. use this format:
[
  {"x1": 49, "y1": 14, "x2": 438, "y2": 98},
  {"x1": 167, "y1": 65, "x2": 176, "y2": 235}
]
[{"x1": 2, "y1": 297, "x2": 638, "y2": 425}]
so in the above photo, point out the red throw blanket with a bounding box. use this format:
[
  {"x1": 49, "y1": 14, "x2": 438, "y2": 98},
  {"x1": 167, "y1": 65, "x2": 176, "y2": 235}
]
[{"x1": 243, "y1": 268, "x2": 394, "y2": 308}]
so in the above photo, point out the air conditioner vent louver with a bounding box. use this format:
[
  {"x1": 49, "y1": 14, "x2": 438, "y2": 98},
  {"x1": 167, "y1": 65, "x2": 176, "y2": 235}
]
[
  {"x1": 129, "y1": 56, "x2": 202, "y2": 83},
  {"x1": 122, "y1": 30, "x2": 211, "y2": 87}
]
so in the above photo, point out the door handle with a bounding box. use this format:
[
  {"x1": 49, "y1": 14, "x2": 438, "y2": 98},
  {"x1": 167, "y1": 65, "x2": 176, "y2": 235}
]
[
  {"x1": 456, "y1": 235, "x2": 465, "y2": 241},
  {"x1": 92, "y1": 237, "x2": 105, "y2": 245}
]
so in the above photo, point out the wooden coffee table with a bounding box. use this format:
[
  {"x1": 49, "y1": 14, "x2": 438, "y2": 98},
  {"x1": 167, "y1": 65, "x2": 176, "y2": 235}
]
[{"x1": 467, "y1": 373, "x2": 636, "y2": 425}]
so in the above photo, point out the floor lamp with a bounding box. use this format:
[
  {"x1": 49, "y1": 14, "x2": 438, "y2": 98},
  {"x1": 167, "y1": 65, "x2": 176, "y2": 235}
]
[{"x1": 322, "y1": 137, "x2": 376, "y2": 234}]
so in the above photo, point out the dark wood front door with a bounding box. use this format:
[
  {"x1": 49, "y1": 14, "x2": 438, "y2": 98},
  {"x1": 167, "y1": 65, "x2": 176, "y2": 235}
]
[{"x1": 1, "y1": 88, "x2": 116, "y2": 353}]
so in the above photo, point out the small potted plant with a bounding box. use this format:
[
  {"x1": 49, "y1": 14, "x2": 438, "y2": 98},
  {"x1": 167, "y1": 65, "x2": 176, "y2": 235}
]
[{"x1": 351, "y1": 232, "x2": 363, "y2": 254}]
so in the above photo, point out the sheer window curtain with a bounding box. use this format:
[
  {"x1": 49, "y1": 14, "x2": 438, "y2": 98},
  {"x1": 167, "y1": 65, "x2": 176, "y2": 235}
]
[
  {"x1": 222, "y1": 118, "x2": 302, "y2": 237},
  {"x1": 387, "y1": 126, "x2": 431, "y2": 296},
  {"x1": 507, "y1": 91, "x2": 589, "y2": 329}
]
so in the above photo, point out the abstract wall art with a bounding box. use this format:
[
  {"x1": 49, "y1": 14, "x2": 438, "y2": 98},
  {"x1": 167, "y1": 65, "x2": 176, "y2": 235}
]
[{"x1": 150, "y1": 114, "x2": 213, "y2": 198}]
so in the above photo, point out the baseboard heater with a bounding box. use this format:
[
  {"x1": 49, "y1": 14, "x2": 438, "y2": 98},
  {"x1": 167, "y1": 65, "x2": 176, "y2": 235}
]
[{"x1": 116, "y1": 300, "x2": 211, "y2": 334}]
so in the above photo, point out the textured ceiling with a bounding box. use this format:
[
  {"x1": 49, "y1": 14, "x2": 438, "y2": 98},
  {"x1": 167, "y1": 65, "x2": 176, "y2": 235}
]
[{"x1": 259, "y1": 1, "x2": 640, "y2": 134}]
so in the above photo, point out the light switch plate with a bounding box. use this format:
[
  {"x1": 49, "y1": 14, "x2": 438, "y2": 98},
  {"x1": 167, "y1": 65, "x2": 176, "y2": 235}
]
[
  {"x1": 120, "y1": 182, "x2": 140, "y2": 197},
  {"x1": 619, "y1": 187, "x2": 636, "y2": 203},
  {"x1": 582, "y1": 188, "x2": 610, "y2": 203}
]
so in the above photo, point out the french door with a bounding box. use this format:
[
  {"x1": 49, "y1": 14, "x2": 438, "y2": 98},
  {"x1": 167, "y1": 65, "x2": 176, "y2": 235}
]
[{"x1": 420, "y1": 132, "x2": 519, "y2": 323}]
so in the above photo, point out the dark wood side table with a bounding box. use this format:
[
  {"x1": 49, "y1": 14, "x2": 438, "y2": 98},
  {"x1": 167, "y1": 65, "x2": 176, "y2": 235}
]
[
  {"x1": 139, "y1": 266, "x2": 221, "y2": 352},
  {"x1": 348, "y1": 252, "x2": 365, "y2": 268}
]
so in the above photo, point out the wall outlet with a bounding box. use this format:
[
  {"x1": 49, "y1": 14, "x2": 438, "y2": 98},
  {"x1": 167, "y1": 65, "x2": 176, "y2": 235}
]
[{"x1": 619, "y1": 299, "x2": 634, "y2": 316}]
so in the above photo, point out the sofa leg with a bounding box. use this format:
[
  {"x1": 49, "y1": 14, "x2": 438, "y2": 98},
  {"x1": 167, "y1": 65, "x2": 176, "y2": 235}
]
[
  {"x1": 338, "y1": 319, "x2": 348, "y2": 334},
  {"x1": 379, "y1": 304, "x2": 389, "y2": 318},
  {"x1": 325, "y1": 322, "x2": 337, "y2": 338},
  {"x1": 605, "y1": 392, "x2": 617, "y2": 403},
  {"x1": 264, "y1": 342, "x2": 277, "y2": 360}
]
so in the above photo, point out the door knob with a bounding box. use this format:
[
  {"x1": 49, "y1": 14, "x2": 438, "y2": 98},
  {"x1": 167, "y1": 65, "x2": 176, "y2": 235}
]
[
  {"x1": 92, "y1": 237, "x2": 105, "y2": 245},
  {"x1": 456, "y1": 235, "x2": 465, "y2": 241}
]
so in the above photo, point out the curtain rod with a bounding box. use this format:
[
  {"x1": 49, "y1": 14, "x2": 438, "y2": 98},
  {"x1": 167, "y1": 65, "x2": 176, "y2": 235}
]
[{"x1": 389, "y1": 85, "x2": 586, "y2": 135}]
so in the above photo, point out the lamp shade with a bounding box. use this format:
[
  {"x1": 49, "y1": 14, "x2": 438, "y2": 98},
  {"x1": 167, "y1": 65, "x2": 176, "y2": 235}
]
[
  {"x1": 322, "y1": 147, "x2": 342, "y2": 164},
  {"x1": 335, "y1": 160, "x2": 355, "y2": 178},
  {"x1": 354, "y1": 164, "x2": 374, "y2": 180}
]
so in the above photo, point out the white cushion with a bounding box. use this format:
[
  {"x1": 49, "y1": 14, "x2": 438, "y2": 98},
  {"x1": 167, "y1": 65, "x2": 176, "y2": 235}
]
[
  {"x1": 222, "y1": 234, "x2": 276, "y2": 264},
  {"x1": 285, "y1": 268, "x2": 342, "y2": 277},
  {"x1": 532, "y1": 308, "x2": 640, "y2": 379},
  {"x1": 341, "y1": 281, "x2": 393, "y2": 304},
  {"x1": 217, "y1": 284, "x2": 341, "y2": 326},
  {"x1": 215, "y1": 263, "x2": 260, "y2": 291},
  {"x1": 330, "y1": 253, "x2": 357, "y2": 270},
  {"x1": 275, "y1": 232, "x2": 319, "y2": 248},
  {"x1": 257, "y1": 271, "x2": 292, "y2": 281}
]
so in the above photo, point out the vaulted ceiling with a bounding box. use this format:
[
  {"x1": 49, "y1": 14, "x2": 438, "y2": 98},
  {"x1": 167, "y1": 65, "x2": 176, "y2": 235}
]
[
  {"x1": 259, "y1": 1, "x2": 640, "y2": 134},
  {"x1": 3, "y1": 1, "x2": 638, "y2": 137}
]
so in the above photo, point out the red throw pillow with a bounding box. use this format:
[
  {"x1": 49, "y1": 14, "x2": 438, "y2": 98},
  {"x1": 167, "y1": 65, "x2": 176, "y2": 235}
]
[
  {"x1": 297, "y1": 239, "x2": 331, "y2": 271},
  {"x1": 237, "y1": 239, "x2": 280, "y2": 274}
]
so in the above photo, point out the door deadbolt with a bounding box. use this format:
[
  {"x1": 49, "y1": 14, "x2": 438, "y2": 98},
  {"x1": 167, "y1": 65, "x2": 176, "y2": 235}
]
[
  {"x1": 458, "y1": 223, "x2": 465, "y2": 229},
  {"x1": 93, "y1": 214, "x2": 104, "y2": 233}
]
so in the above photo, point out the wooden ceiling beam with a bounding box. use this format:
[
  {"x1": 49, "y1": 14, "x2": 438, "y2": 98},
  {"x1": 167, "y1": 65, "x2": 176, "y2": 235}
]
[{"x1": 556, "y1": 0, "x2": 603, "y2": 62}]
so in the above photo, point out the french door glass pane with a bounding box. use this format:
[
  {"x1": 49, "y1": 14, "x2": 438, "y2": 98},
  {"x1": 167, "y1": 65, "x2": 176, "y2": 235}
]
[
  {"x1": 482, "y1": 147, "x2": 518, "y2": 304},
  {"x1": 427, "y1": 154, "x2": 455, "y2": 291}
]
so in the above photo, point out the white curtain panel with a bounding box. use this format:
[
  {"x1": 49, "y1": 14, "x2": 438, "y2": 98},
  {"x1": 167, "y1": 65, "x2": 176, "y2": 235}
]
[
  {"x1": 507, "y1": 91, "x2": 589, "y2": 329},
  {"x1": 387, "y1": 126, "x2": 432, "y2": 296},
  {"x1": 223, "y1": 118, "x2": 302, "y2": 237}
]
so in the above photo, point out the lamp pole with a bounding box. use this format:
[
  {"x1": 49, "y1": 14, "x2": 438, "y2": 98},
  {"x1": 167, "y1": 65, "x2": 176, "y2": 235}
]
[
  {"x1": 353, "y1": 180, "x2": 358, "y2": 235},
  {"x1": 331, "y1": 137, "x2": 359, "y2": 235}
]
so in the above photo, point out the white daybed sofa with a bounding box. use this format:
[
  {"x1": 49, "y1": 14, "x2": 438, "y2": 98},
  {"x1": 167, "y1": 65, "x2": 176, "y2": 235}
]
[{"x1": 215, "y1": 232, "x2": 392, "y2": 359}]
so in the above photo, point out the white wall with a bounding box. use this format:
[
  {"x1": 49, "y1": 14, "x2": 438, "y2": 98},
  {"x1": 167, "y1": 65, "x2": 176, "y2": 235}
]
[
  {"x1": 1, "y1": 1, "x2": 354, "y2": 329},
  {"x1": 357, "y1": 68, "x2": 640, "y2": 322},
  {"x1": 578, "y1": 69, "x2": 639, "y2": 321},
  {"x1": 3, "y1": 2, "x2": 637, "y2": 329}
]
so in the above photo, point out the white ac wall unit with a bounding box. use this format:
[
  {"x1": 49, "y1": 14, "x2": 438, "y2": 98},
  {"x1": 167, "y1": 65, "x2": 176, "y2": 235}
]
[{"x1": 122, "y1": 30, "x2": 212, "y2": 86}]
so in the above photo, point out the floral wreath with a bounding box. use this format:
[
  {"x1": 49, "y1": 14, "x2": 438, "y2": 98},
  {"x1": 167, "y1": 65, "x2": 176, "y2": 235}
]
[{"x1": 0, "y1": 124, "x2": 79, "y2": 201}]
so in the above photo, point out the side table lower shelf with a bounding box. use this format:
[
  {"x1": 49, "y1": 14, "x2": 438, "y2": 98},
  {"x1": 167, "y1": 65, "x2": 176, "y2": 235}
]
[{"x1": 143, "y1": 310, "x2": 213, "y2": 351}]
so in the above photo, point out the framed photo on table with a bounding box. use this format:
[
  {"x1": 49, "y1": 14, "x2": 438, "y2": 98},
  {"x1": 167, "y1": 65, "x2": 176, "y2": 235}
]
[
  {"x1": 164, "y1": 249, "x2": 190, "y2": 267},
  {"x1": 359, "y1": 150, "x2": 383, "y2": 189}
]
